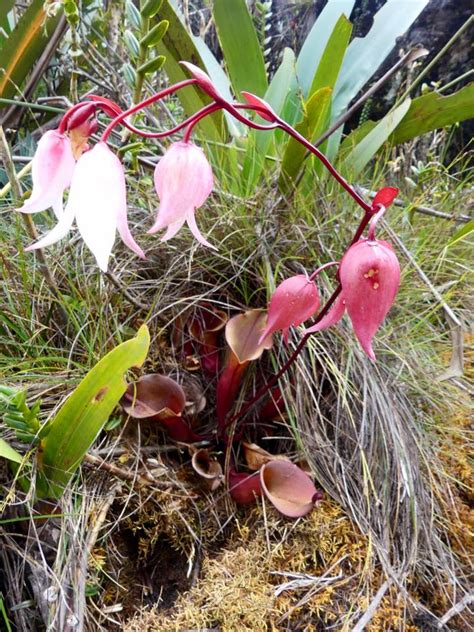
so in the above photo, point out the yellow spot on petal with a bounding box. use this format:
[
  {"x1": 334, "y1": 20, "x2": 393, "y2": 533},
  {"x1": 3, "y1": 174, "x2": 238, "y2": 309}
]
[{"x1": 373, "y1": 282, "x2": 379, "y2": 290}]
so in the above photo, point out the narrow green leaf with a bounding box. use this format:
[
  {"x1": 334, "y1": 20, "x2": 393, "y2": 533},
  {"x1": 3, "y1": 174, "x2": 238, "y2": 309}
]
[
  {"x1": 242, "y1": 47, "x2": 296, "y2": 192},
  {"x1": 213, "y1": 0, "x2": 268, "y2": 98},
  {"x1": 141, "y1": 0, "x2": 163, "y2": 19},
  {"x1": 327, "y1": 0, "x2": 429, "y2": 160},
  {"x1": 0, "y1": 0, "x2": 15, "y2": 45},
  {"x1": 0, "y1": 0, "x2": 64, "y2": 101},
  {"x1": 447, "y1": 218, "x2": 474, "y2": 248},
  {"x1": 138, "y1": 54, "x2": 166, "y2": 75},
  {"x1": 38, "y1": 325, "x2": 150, "y2": 498},
  {"x1": 296, "y1": 0, "x2": 355, "y2": 97},
  {"x1": 0, "y1": 437, "x2": 22, "y2": 464},
  {"x1": 140, "y1": 19, "x2": 169, "y2": 47},
  {"x1": 155, "y1": 0, "x2": 227, "y2": 141},
  {"x1": 309, "y1": 14, "x2": 352, "y2": 96},
  {"x1": 390, "y1": 83, "x2": 474, "y2": 145},
  {"x1": 124, "y1": 29, "x2": 141, "y2": 58},
  {"x1": 279, "y1": 87, "x2": 333, "y2": 192},
  {"x1": 342, "y1": 98, "x2": 411, "y2": 177},
  {"x1": 126, "y1": 0, "x2": 142, "y2": 29}
]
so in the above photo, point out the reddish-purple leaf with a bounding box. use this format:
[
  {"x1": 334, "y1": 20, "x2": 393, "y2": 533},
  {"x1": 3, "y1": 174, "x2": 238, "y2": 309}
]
[
  {"x1": 121, "y1": 374, "x2": 186, "y2": 419},
  {"x1": 228, "y1": 469, "x2": 263, "y2": 505},
  {"x1": 260, "y1": 460, "x2": 320, "y2": 518}
]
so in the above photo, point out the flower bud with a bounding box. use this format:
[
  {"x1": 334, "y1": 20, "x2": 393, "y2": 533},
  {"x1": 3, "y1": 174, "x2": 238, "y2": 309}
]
[
  {"x1": 339, "y1": 239, "x2": 400, "y2": 360},
  {"x1": 259, "y1": 275, "x2": 320, "y2": 344}
]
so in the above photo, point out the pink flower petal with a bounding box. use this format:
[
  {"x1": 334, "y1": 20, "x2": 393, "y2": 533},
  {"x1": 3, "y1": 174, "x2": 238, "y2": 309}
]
[
  {"x1": 160, "y1": 218, "x2": 186, "y2": 242},
  {"x1": 304, "y1": 293, "x2": 346, "y2": 334},
  {"x1": 17, "y1": 130, "x2": 75, "y2": 216},
  {"x1": 67, "y1": 143, "x2": 118, "y2": 271},
  {"x1": 186, "y1": 211, "x2": 217, "y2": 250},
  {"x1": 150, "y1": 141, "x2": 214, "y2": 245},
  {"x1": 25, "y1": 202, "x2": 75, "y2": 251}
]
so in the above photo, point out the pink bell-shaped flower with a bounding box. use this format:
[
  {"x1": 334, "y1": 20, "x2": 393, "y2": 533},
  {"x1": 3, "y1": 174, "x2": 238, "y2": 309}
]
[
  {"x1": 258, "y1": 275, "x2": 320, "y2": 344},
  {"x1": 148, "y1": 141, "x2": 215, "y2": 249},
  {"x1": 26, "y1": 142, "x2": 144, "y2": 272},
  {"x1": 339, "y1": 239, "x2": 400, "y2": 361},
  {"x1": 17, "y1": 129, "x2": 75, "y2": 218}
]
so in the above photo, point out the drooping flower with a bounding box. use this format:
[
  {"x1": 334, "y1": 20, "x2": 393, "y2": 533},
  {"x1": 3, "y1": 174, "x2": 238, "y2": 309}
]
[
  {"x1": 16, "y1": 129, "x2": 76, "y2": 218},
  {"x1": 26, "y1": 142, "x2": 144, "y2": 272},
  {"x1": 258, "y1": 275, "x2": 320, "y2": 344},
  {"x1": 339, "y1": 239, "x2": 400, "y2": 360},
  {"x1": 148, "y1": 141, "x2": 215, "y2": 249}
]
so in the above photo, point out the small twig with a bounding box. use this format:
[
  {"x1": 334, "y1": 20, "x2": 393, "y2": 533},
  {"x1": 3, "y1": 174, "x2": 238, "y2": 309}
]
[
  {"x1": 352, "y1": 580, "x2": 392, "y2": 632},
  {"x1": 438, "y1": 593, "x2": 474, "y2": 628},
  {"x1": 314, "y1": 47, "x2": 429, "y2": 148},
  {"x1": 357, "y1": 186, "x2": 472, "y2": 223},
  {"x1": 83, "y1": 453, "x2": 180, "y2": 490},
  {"x1": 397, "y1": 15, "x2": 474, "y2": 103},
  {"x1": 104, "y1": 271, "x2": 149, "y2": 310}
]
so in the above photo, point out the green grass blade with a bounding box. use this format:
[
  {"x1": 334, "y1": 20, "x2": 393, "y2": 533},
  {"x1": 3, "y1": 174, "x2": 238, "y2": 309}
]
[
  {"x1": 309, "y1": 14, "x2": 352, "y2": 97},
  {"x1": 389, "y1": 83, "x2": 474, "y2": 145},
  {"x1": 0, "y1": 437, "x2": 22, "y2": 464},
  {"x1": 342, "y1": 98, "x2": 411, "y2": 177},
  {"x1": 38, "y1": 325, "x2": 150, "y2": 498},
  {"x1": 242, "y1": 47, "x2": 296, "y2": 192},
  {"x1": 213, "y1": 0, "x2": 268, "y2": 98},
  {"x1": 447, "y1": 218, "x2": 474, "y2": 248},
  {"x1": 327, "y1": 0, "x2": 429, "y2": 160}
]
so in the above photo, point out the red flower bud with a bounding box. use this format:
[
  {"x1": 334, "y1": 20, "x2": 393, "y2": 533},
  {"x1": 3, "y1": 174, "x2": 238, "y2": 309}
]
[
  {"x1": 339, "y1": 239, "x2": 400, "y2": 360},
  {"x1": 259, "y1": 275, "x2": 320, "y2": 344},
  {"x1": 372, "y1": 186, "x2": 398, "y2": 211}
]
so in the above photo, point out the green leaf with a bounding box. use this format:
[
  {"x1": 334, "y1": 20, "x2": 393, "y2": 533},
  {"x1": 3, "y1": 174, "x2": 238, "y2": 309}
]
[
  {"x1": 296, "y1": 0, "x2": 355, "y2": 97},
  {"x1": 126, "y1": 0, "x2": 142, "y2": 29},
  {"x1": 0, "y1": 0, "x2": 15, "y2": 45},
  {"x1": 140, "y1": 19, "x2": 169, "y2": 47},
  {"x1": 213, "y1": 0, "x2": 268, "y2": 98},
  {"x1": 141, "y1": 0, "x2": 163, "y2": 19},
  {"x1": 155, "y1": 1, "x2": 227, "y2": 141},
  {"x1": 447, "y1": 218, "x2": 474, "y2": 248},
  {"x1": 309, "y1": 14, "x2": 352, "y2": 96},
  {"x1": 0, "y1": 437, "x2": 22, "y2": 464},
  {"x1": 38, "y1": 325, "x2": 150, "y2": 498},
  {"x1": 342, "y1": 99, "x2": 411, "y2": 177},
  {"x1": 327, "y1": 0, "x2": 429, "y2": 159},
  {"x1": 138, "y1": 54, "x2": 166, "y2": 75},
  {"x1": 279, "y1": 87, "x2": 333, "y2": 192},
  {"x1": 0, "y1": 0, "x2": 64, "y2": 101},
  {"x1": 390, "y1": 83, "x2": 474, "y2": 145}
]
